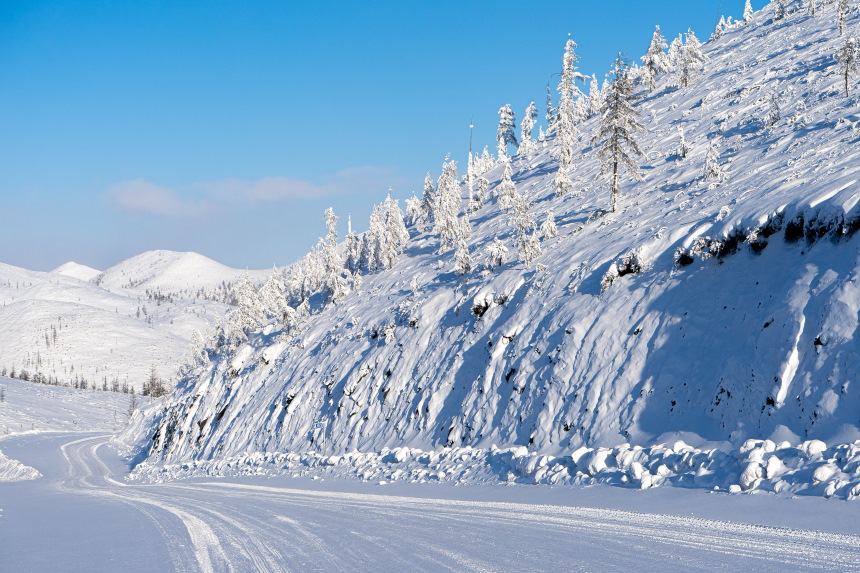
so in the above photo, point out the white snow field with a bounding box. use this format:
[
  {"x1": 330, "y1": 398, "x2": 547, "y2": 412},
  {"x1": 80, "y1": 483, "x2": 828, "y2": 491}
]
[
  {"x1": 0, "y1": 251, "x2": 266, "y2": 391},
  {"x1": 129, "y1": 0, "x2": 860, "y2": 504},
  {"x1": 3, "y1": 430, "x2": 860, "y2": 572}
]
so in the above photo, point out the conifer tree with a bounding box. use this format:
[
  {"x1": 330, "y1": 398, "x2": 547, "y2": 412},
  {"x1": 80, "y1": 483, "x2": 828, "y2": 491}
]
[
  {"x1": 677, "y1": 30, "x2": 706, "y2": 88},
  {"x1": 744, "y1": 0, "x2": 754, "y2": 22},
  {"x1": 421, "y1": 173, "x2": 436, "y2": 226},
  {"x1": 586, "y1": 75, "x2": 602, "y2": 116},
  {"x1": 405, "y1": 194, "x2": 423, "y2": 229},
  {"x1": 232, "y1": 271, "x2": 265, "y2": 338},
  {"x1": 381, "y1": 194, "x2": 409, "y2": 269},
  {"x1": 454, "y1": 237, "x2": 472, "y2": 276},
  {"x1": 497, "y1": 163, "x2": 518, "y2": 212},
  {"x1": 540, "y1": 210, "x2": 558, "y2": 239},
  {"x1": 497, "y1": 104, "x2": 518, "y2": 160},
  {"x1": 592, "y1": 55, "x2": 644, "y2": 213},
  {"x1": 434, "y1": 160, "x2": 463, "y2": 252},
  {"x1": 321, "y1": 207, "x2": 350, "y2": 300},
  {"x1": 765, "y1": 92, "x2": 781, "y2": 127},
  {"x1": 838, "y1": 0, "x2": 850, "y2": 35},
  {"x1": 838, "y1": 37, "x2": 859, "y2": 96},
  {"x1": 811, "y1": 0, "x2": 816, "y2": 16},
  {"x1": 641, "y1": 26, "x2": 670, "y2": 93},
  {"x1": 344, "y1": 216, "x2": 362, "y2": 273},
  {"x1": 471, "y1": 177, "x2": 489, "y2": 212},
  {"x1": 677, "y1": 127, "x2": 691, "y2": 159},
  {"x1": 546, "y1": 84, "x2": 556, "y2": 129},
  {"x1": 485, "y1": 238, "x2": 509, "y2": 269},
  {"x1": 704, "y1": 140, "x2": 726, "y2": 181},
  {"x1": 775, "y1": 0, "x2": 787, "y2": 20},
  {"x1": 519, "y1": 102, "x2": 539, "y2": 154}
]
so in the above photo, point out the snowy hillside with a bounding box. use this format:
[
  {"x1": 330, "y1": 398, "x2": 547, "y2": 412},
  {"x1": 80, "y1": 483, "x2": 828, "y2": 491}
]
[
  {"x1": 0, "y1": 251, "x2": 266, "y2": 391},
  {"x1": 132, "y1": 1, "x2": 860, "y2": 496},
  {"x1": 94, "y1": 250, "x2": 269, "y2": 299}
]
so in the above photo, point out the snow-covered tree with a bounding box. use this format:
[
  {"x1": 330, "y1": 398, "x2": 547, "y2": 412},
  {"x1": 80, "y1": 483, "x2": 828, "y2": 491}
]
[
  {"x1": 485, "y1": 238, "x2": 509, "y2": 269},
  {"x1": 838, "y1": 37, "x2": 859, "y2": 96},
  {"x1": 320, "y1": 207, "x2": 350, "y2": 300},
  {"x1": 641, "y1": 26, "x2": 670, "y2": 93},
  {"x1": 712, "y1": 16, "x2": 727, "y2": 39},
  {"x1": 540, "y1": 210, "x2": 558, "y2": 239},
  {"x1": 676, "y1": 30, "x2": 706, "y2": 89},
  {"x1": 592, "y1": 55, "x2": 645, "y2": 213},
  {"x1": 453, "y1": 237, "x2": 472, "y2": 275},
  {"x1": 469, "y1": 146, "x2": 497, "y2": 177},
  {"x1": 259, "y1": 267, "x2": 292, "y2": 321},
  {"x1": 380, "y1": 194, "x2": 409, "y2": 269},
  {"x1": 810, "y1": 0, "x2": 817, "y2": 16},
  {"x1": 765, "y1": 92, "x2": 781, "y2": 127},
  {"x1": 344, "y1": 216, "x2": 362, "y2": 273},
  {"x1": 586, "y1": 75, "x2": 603, "y2": 117},
  {"x1": 704, "y1": 140, "x2": 726, "y2": 181},
  {"x1": 744, "y1": 0, "x2": 754, "y2": 22},
  {"x1": 421, "y1": 173, "x2": 436, "y2": 227},
  {"x1": 519, "y1": 101, "x2": 539, "y2": 155},
  {"x1": 497, "y1": 104, "x2": 518, "y2": 160},
  {"x1": 405, "y1": 194, "x2": 423, "y2": 229},
  {"x1": 677, "y1": 127, "x2": 691, "y2": 159},
  {"x1": 839, "y1": 0, "x2": 850, "y2": 35},
  {"x1": 545, "y1": 84, "x2": 557, "y2": 129},
  {"x1": 434, "y1": 159, "x2": 463, "y2": 252},
  {"x1": 774, "y1": 0, "x2": 787, "y2": 20},
  {"x1": 471, "y1": 176, "x2": 489, "y2": 212},
  {"x1": 231, "y1": 271, "x2": 265, "y2": 338},
  {"x1": 521, "y1": 230, "x2": 542, "y2": 267},
  {"x1": 497, "y1": 163, "x2": 518, "y2": 212}
]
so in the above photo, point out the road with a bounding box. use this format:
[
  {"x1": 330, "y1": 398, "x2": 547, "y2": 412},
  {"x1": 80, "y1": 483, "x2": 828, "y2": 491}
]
[{"x1": 2, "y1": 433, "x2": 860, "y2": 572}]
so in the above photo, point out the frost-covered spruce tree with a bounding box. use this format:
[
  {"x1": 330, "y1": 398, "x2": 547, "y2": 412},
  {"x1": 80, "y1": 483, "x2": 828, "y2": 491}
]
[
  {"x1": 555, "y1": 38, "x2": 585, "y2": 197},
  {"x1": 485, "y1": 238, "x2": 509, "y2": 269},
  {"x1": 641, "y1": 26, "x2": 670, "y2": 93},
  {"x1": 231, "y1": 271, "x2": 265, "y2": 339},
  {"x1": 519, "y1": 101, "x2": 539, "y2": 155},
  {"x1": 838, "y1": 37, "x2": 859, "y2": 96},
  {"x1": 704, "y1": 139, "x2": 725, "y2": 181},
  {"x1": 545, "y1": 84, "x2": 557, "y2": 130},
  {"x1": 421, "y1": 173, "x2": 436, "y2": 227},
  {"x1": 712, "y1": 16, "x2": 727, "y2": 40},
  {"x1": 677, "y1": 30, "x2": 706, "y2": 88},
  {"x1": 839, "y1": 0, "x2": 850, "y2": 35},
  {"x1": 585, "y1": 75, "x2": 602, "y2": 117},
  {"x1": 453, "y1": 237, "x2": 472, "y2": 275},
  {"x1": 259, "y1": 267, "x2": 291, "y2": 321},
  {"x1": 344, "y1": 216, "x2": 362, "y2": 273},
  {"x1": 521, "y1": 230, "x2": 542, "y2": 267},
  {"x1": 592, "y1": 55, "x2": 645, "y2": 213},
  {"x1": 434, "y1": 159, "x2": 463, "y2": 252},
  {"x1": 765, "y1": 92, "x2": 781, "y2": 127},
  {"x1": 321, "y1": 207, "x2": 350, "y2": 300},
  {"x1": 540, "y1": 210, "x2": 558, "y2": 239},
  {"x1": 744, "y1": 0, "x2": 754, "y2": 22},
  {"x1": 405, "y1": 194, "x2": 423, "y2": 229},
  {"x1": 497, "y1": 104, "x2": 518, "y2": 160},
  {"x1": 509, "y1": 182, "x2": 540, "y2": 265},
  {"x1": 775, "y1": 0, "x2": 787, "y2": 19},
  {"x1": 380, "y1": 194, "x2": 409, "y2": 269},
  {"x1": 471, "y1": 176, "x2": 489, "y2": 212},
  {"x1": 359, "y1": 205, "x2": 385, "y2": 271},
  {"x1": 677, "y1": 127, "x2": 691, "y2": 159},
  {"x1": 497, "y1": 163, "x2": 518, "y2": 212}
]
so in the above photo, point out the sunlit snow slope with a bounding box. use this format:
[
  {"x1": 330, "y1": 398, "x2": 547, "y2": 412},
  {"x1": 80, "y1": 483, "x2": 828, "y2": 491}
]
[
  {"x1": 144, "y1": 2, "x2": 860, "y2": 465},
  {"x1": 0, "y1": 252, "x2": 264, "y2": 390}
]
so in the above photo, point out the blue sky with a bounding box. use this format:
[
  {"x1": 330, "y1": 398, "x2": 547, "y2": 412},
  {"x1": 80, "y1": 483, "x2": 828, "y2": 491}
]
[{"x1": 0, "y1": 0, "x2": 761, "y2": 271}]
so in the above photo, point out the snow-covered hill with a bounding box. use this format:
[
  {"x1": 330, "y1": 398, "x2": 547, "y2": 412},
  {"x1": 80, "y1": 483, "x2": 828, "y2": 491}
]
[
  {"x1": 0, "y1": 252, "x2": 268, "y2": 391},
  {"x1": 129, "y1": 1, "x2": 860, "y2": 495}
]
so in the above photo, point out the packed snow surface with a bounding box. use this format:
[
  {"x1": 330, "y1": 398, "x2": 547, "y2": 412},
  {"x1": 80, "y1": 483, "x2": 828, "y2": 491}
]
[{"x1": 133, "y1": 2, "x2": 860, "y2": 500}]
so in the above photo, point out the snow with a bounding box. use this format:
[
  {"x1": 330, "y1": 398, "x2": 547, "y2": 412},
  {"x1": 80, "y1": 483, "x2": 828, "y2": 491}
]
[
  {"x1": 122, "y1": 3, "x2": 860, "y2": 504},
  {"x1": 0, "y1": 252, "x2": 266, "y2": 390},
  {"x1": 50, "y1": 261, "x2": 101, "y2": 282}
]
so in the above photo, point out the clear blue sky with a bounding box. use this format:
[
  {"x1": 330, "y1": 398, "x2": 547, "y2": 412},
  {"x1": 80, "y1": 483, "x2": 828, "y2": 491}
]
[{"x1": 0, "y1": 0, "x2": 761, "y2": 271}]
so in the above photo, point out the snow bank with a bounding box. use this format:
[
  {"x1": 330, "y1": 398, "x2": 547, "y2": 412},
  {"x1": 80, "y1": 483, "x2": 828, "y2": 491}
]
[
  {"x1": 128, "y1": 438, "x2": 860, "y2": 501},
  {"x1": 0, "y1": 448, "x2": 41, "y2": 482}
]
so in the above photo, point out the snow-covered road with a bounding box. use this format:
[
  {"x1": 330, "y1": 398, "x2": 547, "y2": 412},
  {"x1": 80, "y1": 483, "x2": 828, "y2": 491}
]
[{"x1": 2, "y1": 433, "x2": 860, "y2": 572}]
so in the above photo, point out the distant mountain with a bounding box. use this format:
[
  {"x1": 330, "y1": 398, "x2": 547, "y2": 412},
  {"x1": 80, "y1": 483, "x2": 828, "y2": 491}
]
[
  {"x1": 0, "y1": 252, "x2": 272, "y2": 391},
  {"x1": 94, "y1": 250, "x2": 269, "y2": 296},
  {"x1": 138, "y1": 0, "x2": 860, "y2": 476},
  {"x1": 51, "y1": 262, "x2": 101, "y2": 282}
]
